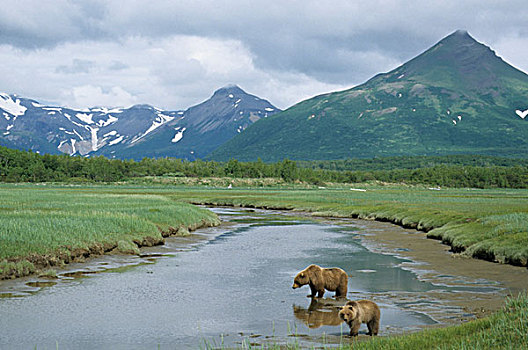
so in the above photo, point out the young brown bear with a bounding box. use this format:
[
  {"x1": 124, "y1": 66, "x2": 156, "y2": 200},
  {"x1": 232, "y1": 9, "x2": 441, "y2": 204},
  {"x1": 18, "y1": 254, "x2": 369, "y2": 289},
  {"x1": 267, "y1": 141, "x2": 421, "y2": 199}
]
[
  {"x1": 292, "y1": 264, "x2": 348, "y2": 298},
  {"x1": 338, "y1": 300, "x2": 380, "y2": 336}
]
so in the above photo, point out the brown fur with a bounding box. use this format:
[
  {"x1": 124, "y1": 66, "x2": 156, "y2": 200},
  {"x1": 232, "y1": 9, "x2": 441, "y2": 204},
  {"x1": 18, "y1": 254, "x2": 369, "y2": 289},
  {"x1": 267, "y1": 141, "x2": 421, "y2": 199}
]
[
  {"x1": 338, "y1": 300, "x2": 380, "y2": 336},
  {"x1": 292, "y1": 264, "x2": 348, "y2": 298}
]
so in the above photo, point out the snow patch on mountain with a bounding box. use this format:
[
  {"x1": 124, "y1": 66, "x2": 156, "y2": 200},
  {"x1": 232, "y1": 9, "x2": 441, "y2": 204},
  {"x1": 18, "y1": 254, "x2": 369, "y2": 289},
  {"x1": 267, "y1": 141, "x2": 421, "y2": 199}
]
[
  {"x1": 43, "y1": 107, "x2": 62, "y2": 112},
  {"x1": 516, "y1": 109, "x2": 528, "y2": 119},
  {"x1": 131, "y1": 112, "x2": 175, "y2": 144},
  {"x1": 89, "y1": 126, "x2": 99, "y2": 151},
  {"x1": 96, "y1": 115, "x2": 118, "y2": 127},
  {"x1": 109, "y1": 135, "x2": 124, "y2": 145},
  {"x1": 0, "y1": 93, "x2": 27, "y2": 116},
  {"x1": 171, "y1": 127, "x2": 186, "y2": 143},
  {"x1": 76, "y1": 113, "x2": 94, "y2": 124},
  {"x1": 70, "y1": 139, "x2": 77, "y2": 154},
  {"x1": 91, "y1": 107, "x2": 123, "y2": 114}
]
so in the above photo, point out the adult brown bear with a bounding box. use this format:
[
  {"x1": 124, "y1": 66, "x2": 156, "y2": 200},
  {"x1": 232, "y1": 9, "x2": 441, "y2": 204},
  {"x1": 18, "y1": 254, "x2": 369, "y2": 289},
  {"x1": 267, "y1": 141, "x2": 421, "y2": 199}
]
[
  {"x1": 338, "y1": 299, "x2": 380, "y2": 336},
  {"x1": 292, "y1": 264, "x2": 348, "y2": 298}
]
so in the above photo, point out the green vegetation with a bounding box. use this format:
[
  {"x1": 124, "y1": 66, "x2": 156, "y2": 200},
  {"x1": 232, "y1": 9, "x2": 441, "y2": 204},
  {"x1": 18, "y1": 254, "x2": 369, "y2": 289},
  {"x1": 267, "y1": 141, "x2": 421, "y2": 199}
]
[
  {"x1": 1, "y1": 183, "x2": 527, "y2": 279},
  {"x1": 210, "y1": 32, "x2": 528, "y2": 162},
  {"x1": 298, "y1": 155, "x2": 528, "y2": 171},
  {"x1": 1, "y1": 146, "x2": 527, "y2": 188},
  {"x1": 1, "y1": 181, "x2": 526, "y2": 280},
  {"x1": 0, "y1": 184, "x2": 219, "y2": 279}
]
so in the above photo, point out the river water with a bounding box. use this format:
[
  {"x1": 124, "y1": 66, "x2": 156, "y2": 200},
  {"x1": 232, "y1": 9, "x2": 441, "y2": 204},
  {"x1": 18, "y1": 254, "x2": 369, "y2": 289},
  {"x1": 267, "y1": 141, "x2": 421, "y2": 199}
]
[{"x1": 0, "y1": 208, "x2": 502, "y2": 349}]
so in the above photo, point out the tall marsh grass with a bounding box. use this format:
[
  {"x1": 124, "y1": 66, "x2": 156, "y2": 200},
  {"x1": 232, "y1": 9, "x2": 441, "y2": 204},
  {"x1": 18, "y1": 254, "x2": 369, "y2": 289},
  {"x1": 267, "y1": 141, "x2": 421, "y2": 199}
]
[{"x1": 0, "y1": 184, "x2": 219, "y2": 278}]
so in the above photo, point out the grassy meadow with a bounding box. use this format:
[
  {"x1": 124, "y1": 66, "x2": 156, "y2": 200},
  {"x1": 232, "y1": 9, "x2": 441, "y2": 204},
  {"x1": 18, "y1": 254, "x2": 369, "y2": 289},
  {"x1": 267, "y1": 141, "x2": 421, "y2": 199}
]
[
  {"x1": 2, "y1": 182, "x2": 527, "y2": 279},
  {"x1": 0, "y1": 183, "x2": 220, "y2": 279}
]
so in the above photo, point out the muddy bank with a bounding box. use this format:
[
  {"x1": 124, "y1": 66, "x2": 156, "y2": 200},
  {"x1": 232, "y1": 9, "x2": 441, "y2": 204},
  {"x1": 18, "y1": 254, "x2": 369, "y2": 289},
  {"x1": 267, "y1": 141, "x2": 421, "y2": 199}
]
[
  {"x1": 0, "y1": 218, "x2": 220, "y2": 280},
  {"x1": 191, "y1": 200, "x2": 528, "y2": 268},
  {"x1": 345, "y1": 218, "x2": 528, "y2": 316}
]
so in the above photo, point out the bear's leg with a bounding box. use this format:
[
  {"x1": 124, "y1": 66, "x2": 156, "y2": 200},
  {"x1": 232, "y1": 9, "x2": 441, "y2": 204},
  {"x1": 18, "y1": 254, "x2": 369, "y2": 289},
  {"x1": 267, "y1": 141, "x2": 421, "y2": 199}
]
[
  {"x1": 349, "y1": 320, "x2": 361, "y2": 337},
  {"x1": 317, "y1": 289, "x2": 325, "y2": 298},
  {"x1": 335, "y1": 285, "x2": 347, "y2": 298},
  {"x1": 367, "y1": 318, "x2": 379, "y2": 336},
  {"x1": 308, "y1": 284, "x2": 317, "y2": 298}
]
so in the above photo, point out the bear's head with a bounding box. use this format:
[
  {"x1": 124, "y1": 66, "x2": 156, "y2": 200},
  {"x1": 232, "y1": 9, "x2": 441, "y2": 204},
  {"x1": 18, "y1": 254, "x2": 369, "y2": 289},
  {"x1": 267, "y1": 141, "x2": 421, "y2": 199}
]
[
  {"x1": 292, "y1": 271, "x2": 309, "y2": 289},
  {"x1": 338, "y1": 301, "x2": 358, "y2": 323}
]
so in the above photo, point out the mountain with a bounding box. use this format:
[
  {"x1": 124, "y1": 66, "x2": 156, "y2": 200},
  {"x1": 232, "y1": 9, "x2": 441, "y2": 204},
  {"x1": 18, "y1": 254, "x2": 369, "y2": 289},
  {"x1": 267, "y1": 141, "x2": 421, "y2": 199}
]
[
  {"x1": 100, "y1": 85, "x2": 280, "y2": 160},
  {"x1": 0, "y1": 85, "x2": 279, "y2": 160},
  {"x1": 211, "y1": 31, "x2": 528, "y2": 161}
]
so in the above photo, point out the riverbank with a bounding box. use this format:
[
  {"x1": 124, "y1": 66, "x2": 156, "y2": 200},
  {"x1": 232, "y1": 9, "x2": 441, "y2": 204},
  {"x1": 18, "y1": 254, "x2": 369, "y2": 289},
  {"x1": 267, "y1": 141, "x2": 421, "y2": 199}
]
[
  {"x1": 165, "y1": 185, "x2": 528, "y2": 268},
  {"x1": 0, "y1": 185, "x2": 220, "y2": 280},
  {"x1": 2, "y1": 183, "x2": 527, "y2": 279}
]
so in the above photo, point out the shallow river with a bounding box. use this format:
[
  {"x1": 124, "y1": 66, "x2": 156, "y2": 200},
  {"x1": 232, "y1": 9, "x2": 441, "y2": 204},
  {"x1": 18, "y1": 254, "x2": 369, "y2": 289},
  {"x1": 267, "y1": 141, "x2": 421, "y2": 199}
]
[{"x1": 0, "y1": 208, "x2": 506, "y2": 349}]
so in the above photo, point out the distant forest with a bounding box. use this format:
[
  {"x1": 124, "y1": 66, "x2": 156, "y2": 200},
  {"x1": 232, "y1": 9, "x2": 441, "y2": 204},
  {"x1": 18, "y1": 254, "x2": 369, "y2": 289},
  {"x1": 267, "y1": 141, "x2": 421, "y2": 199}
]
[
  {"x1": 0, "y1": 146, "x2": 527, "y2": 188},
  {"x1": 297, "y1": 155, "x2": 528, "y2": 171}
]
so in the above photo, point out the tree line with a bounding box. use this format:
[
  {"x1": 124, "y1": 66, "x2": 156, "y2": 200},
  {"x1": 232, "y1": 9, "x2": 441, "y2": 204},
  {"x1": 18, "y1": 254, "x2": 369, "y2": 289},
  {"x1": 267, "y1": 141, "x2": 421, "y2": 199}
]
[
  {"x1": 297, "y1": 155, "x2": 528, "y2": 171},
  {"x1": 0, "y1": 146, "x2": 527, "y2": 188}
]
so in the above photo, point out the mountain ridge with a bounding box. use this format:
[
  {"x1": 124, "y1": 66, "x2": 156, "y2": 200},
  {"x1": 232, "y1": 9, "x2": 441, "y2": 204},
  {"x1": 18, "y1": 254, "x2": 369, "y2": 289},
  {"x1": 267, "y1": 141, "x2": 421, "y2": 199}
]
[
  {"x1": 0, "y1": 85, "x2": 280, "y2": 160},
  {"x1": 210, "y1": 31, "x2": 528, "y2": 161}
]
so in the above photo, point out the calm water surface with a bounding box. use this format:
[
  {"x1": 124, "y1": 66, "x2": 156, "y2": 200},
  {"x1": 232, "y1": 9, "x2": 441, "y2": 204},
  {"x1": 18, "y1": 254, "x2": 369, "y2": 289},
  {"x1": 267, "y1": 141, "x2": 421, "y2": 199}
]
[{"x1": 0, "y1": 208, "x2": 495, "y2": 349}]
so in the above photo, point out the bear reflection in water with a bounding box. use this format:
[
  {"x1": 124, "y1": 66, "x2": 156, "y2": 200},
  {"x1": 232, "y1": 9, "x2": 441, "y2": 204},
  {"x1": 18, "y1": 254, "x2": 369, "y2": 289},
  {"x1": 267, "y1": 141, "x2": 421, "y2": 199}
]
[{"x1": 293, "y1": 298, "x2": 344, "y2": 329}]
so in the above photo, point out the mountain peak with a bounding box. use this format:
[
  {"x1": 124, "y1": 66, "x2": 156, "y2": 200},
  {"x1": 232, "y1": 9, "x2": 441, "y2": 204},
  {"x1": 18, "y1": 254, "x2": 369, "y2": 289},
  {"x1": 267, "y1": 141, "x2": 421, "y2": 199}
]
[
  {"x1": 215, "y1": 84, "x2": 244, "y2": 95},
  {"x1": 452, "y1": 29, "x2": 470, "y2": 38},
  {"x1": 373, "y1": 28, "x2": 521, "y2": 93},
  {"x1": 439, "y1": 29, "x2": 479, "y2": 47}
]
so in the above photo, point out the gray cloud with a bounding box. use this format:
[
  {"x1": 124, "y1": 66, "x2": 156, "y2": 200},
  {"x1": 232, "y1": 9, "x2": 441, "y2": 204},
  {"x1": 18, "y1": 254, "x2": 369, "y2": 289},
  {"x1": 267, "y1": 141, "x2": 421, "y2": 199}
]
[
  {"x1": 0, "y1": 1, "x2": 527, "y2": 110},
  {"x1": 56, "y1": 59, "x2": 96, "y2": 74},
  {"x1": 108, "y1": 61, "x2": 129, "y2": 71}
]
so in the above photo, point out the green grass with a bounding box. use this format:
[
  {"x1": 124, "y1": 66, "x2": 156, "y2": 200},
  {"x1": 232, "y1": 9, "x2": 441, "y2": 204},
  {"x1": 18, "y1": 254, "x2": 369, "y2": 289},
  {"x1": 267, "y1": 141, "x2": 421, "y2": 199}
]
[
  {"x1": 0, "y1": 184, "x2": 220, "y2": 278},
  {"x1": 2, "y1": 183, "x2": 526, "y2": 276}
]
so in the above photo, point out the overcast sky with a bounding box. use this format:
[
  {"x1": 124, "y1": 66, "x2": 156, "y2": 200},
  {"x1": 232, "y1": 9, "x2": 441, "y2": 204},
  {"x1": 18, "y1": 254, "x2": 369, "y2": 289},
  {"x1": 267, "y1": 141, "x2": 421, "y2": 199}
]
[{"x1": 1, "y1": 1, "x2": 527, "y2": 110}]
